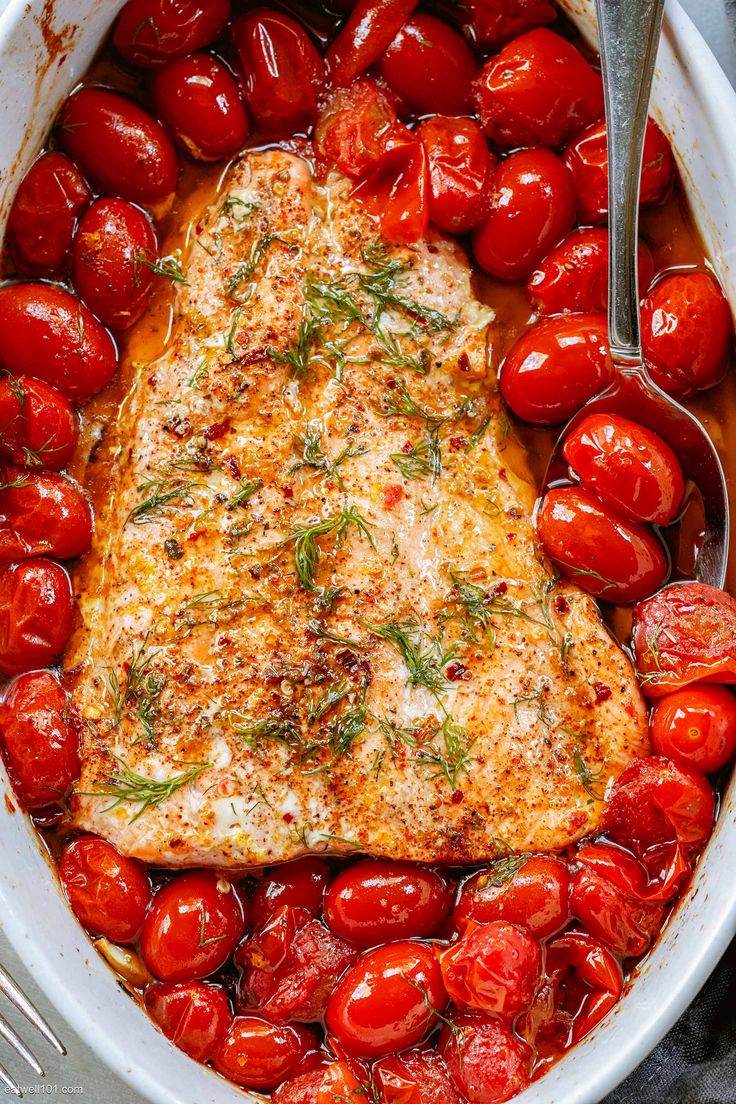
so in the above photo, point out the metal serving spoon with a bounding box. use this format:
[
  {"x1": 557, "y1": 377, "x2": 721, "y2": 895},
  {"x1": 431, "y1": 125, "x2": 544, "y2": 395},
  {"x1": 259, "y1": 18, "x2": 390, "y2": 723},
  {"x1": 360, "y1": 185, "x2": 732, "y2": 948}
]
[{"x1": 544, "y1": 0, "x2": 729, "y2": 588}]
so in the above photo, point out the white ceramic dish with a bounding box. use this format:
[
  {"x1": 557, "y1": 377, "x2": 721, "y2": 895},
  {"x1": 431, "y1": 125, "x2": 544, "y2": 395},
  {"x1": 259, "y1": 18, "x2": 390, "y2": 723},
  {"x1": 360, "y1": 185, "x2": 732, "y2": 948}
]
[{"x1": 0, "y1": 2, "x2": 734, "y2": 1102}]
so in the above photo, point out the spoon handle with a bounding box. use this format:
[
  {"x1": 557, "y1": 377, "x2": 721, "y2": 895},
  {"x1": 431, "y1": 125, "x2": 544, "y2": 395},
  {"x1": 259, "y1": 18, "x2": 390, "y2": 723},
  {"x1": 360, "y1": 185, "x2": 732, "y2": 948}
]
[{"x1": 595, "y1": 0, "x2": 666, "y2": 366}]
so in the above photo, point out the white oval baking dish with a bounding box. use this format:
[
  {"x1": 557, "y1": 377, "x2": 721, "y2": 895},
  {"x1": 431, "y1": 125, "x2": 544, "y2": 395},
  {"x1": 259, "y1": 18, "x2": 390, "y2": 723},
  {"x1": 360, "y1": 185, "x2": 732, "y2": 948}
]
[{"x1": 0, "y1": 2, "x2": 734, "y2": 1102}]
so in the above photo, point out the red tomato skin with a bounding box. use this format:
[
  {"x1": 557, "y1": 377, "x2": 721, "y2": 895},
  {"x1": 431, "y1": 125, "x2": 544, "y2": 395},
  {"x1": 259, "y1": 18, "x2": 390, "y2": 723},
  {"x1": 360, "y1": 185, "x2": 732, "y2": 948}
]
[
  {"x1": 327, "y1": 0, "x2": 420, "y2": 88},
  {"x1": 499, "y1": 314, "x2": 614, "y2": 425},
  {"x1": 543, "y1": 931, "x2": 622, "y2": 1044},
  {"x1": 251, "y1": 858, "x2": 331, "y2": 929},
  {"x1": 459, "y1": 0, "x2": 556, "y2": 50},
  {"x1": 145, "y1": 981, "x2": 232, "y2": 1062},
  {"x1": 454, "y1": 856, "x2": 571, "y2": 940},
  {"x1": 528, "y1": 227, "x2": 654, "y2": 315},
  {"x1": 352, "y1": 142, "x2": 429, "y2": 245},
  {"x1": 562, "y1": 413, "x2": 685, "y2": 525},
  {"x1": 0, "y1": 559, "x2": 73, "y2": 675},
  {"x1": 564, "y1": 118, "x2": 674, "y2": 224},
  {"x1": 651, "y1": 684, "x2": 736, "y2": 774},
  {"x1": 641, "y1": 271, "x2": 732, "y2": 398},
  {"x1": 440, "y1": 1013, "x2": 532, "y2": 1104},
  {"x1": 0, "y1": 468, "x2": 92, "y2": 563},
  {"x1": 140, "y1": 870, "x2": 246, "y2": 982},
  {"x1": 472, "y1": 149, "x2": 576, "y2": 282},
  {"x1": 325, "y1": 941, "x2": 447, "y2": 1059},
  {"x1": 272, "y1": 1062, "x2": 365, "y2": 1104},
  {"x1": 150, "y1": 53, "x2": 249, "y2": 162},
  {"x1": 376, "y1": 15, "x2": 479, "y2": 117},
  {"x1": 537, "y1": 486, "x2": 668, "y2": 604},
  {"x1": 417, "y1": 116, "x2": 495, "y2": 234},
  {"x1": 7, "y1": 153, "x2": 91, "y2": 277},
  {"x1": 114, "y1": 0, "x2": 232, "y2": 68},
  {"x1": 0, "y1": 376, "x2": 77, "y2": 471},
  {"x1": 0, "y1": 283, "x2": 118, "y2": 402},
  {"x1": 58, "y1": 88, "x2": 178, "y2": 205},
  {"x1": 603, "y1": 755, "x2": 716, "y2": 854},
  {"x1": 570, "y1": 865, "x2": 664, "y2": 958},
  {"x1": 439, "y1": 921, "x2": 542, "y2": 1019},
  {"x1": 324, "y1": 860, "x2": 452, "y2": 945},
  {"x1": 315, "y1": 80, "x2": 409, "y2": 179},
  {"x1": 473, "y1": 29, "x2": 603, "y2": 150},
  {"x1": 59, "y1": 836, "x2": 152, "y2": 943},
  {"x1": 0, "y1": 670, "x2": 79, "y2": 810},
  {"x1": 214, "y1": 1016, "x2": 317, "y2": 1090},
  {"x1": 231, "y1": 10, "x2": 326, "y2": 136},
  {"x1": 373, "y1": 1049, "x2": 459, "y2": 1104}
]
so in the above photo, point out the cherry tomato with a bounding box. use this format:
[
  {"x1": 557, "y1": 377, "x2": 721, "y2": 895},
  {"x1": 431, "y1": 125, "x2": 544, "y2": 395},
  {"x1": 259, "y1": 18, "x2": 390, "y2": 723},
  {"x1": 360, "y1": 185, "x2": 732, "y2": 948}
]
[
  {"x1": 59, "y1": 836, "x2": 152, "y2": 943},
  {"x1": 564, "y1": 118, "x2": 674, "y2": 224},
  {"x1": 473, "y1": 29, "x2": 603, "y2": 150},
  {"x1": 0, "y1": 468, "x2": 92, "y2": 563},
  {"x1": 570, "y1": 850, "x2": 665, "y2": 958},
  {"x1": 472, "y1": 149, "x2": 576, "y2": 282},
  {"x1": 376, "y1": 15, "x2": 478, "y2": 117},
  {"x1": 59, "y1": 88, "x2": 178, "y2": 206},
  {"x1": 140, "y1": 870, "x2": 246, "y2": 981},
  {"x1": 439, "y1": 921, "x2": 542, "y2": 1019},
  {"x1": 454, "y1": 856, "x2": 571, "y2": 940},
  {"x1": 651, "y1": 684, "x2": 736, "y2": 773},
  {"x1": 214, "y1": 1016, "x2": 317, "y2": 1090},
  {"x1": 145, "y1": 980, "x2": 232, "y2": 1062},
  {"x1": 603, "y1": 755, "x2": 715, "y2": 854},
  {"x1": 0, "y1": 283, "x2": 118, "y2": 402},
  {"x1": 324, "y1": 860, "x2": 451, "y2": 945},
  {"x1": 373, "y1": 1049, "x2": 459, "y2": 1104},
  {"x1": 113, "y1": 0, "x2": 231, "y2": 68},
  {"x1": 0, "y1": 559, "x2": 73, "y2": 675},
  {"x1": 0, "y1": 376, "x2": 77, "y2": 471},
  {"x1": 315, "y1": 80, "x2": 409, "y2": 179},
  {"x1": 273, "y1": 1062, "x2": 364, "y2": 1104},
  {"x1": 0, "y1": 670, "x2": 79, "y2": 811},
  {"x1": 499, "y1": 314, "x2": 613, "y2": 425},
  {"x1": 440, "y1": 1013, "x2": 532, "y2": 1104},
  {"x1": 641, "y1": 271, "x2": 732, "y2": 398},
  {"x1": 543, "y1": 931, "x2": 622, "y2": 1045},
  {"x1": 632, "y1": 582, "x2": 736, "y2": 695},
  {"x1": 150, "y1": 53, "x2": 249, "y2": 162},
  {"x1": 352, "y1": 142, "x2": 429, "y2": 246},
  {"x1": 417, "y1": 117, "x2": 495, "y2": 235},
  {"x1": 537, "y1": 486, "x2": 668, "y2": 604},
  {"x1": 71, "y1": 198, "x2": 157, "y2": 332},
  {"x1": 460, "y1": 0, "x2": 555, "y2": 50},
  {"x1": 325, "y1": 941, "x2": 447, "y2": 1058},
  {"x1": 327, "y1": 0, "x2": 419, "y2": 88},
  {"x1": 251, "y1": 858, "x2": 330, "y2": 929},
  {"x1": 562, "y1": 413, "x2": 685, "y2": 526},
  {"x1": 231, "y1": 10, "x2": 326, "y2": 136},
  {"x1": 528, "y1": 228, "x2": 654, "y2": 315},
  {"x1": 7, "y1": 153, "x2": 91, "y2": 276}
]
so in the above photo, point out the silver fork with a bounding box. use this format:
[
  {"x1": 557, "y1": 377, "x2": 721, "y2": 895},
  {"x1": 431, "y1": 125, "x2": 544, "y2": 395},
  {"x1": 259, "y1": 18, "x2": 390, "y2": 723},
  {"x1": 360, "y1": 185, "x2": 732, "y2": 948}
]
[{"x1": 0, "y1": 965, "x2": 65, "y2": 1097}]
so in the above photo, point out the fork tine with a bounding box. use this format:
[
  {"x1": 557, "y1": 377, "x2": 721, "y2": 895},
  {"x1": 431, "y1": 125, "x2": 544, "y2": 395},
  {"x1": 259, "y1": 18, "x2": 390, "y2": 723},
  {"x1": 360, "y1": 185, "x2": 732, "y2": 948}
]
[
  {"x1": 0, "y1": 1059, "x2": 22, "y2": 1097},
  {"x1": 0, "y1": 1011, "x2": 43, "y2": 1076},
  {"x1": 0, "y1": 968, "x2": 65, "y2": 1056}
]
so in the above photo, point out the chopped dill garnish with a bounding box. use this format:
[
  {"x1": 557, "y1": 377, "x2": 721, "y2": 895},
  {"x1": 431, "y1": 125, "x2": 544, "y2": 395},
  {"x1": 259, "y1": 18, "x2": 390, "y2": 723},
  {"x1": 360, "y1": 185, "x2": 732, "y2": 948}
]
[
  {"x1": 444, "y1": 570, "x2": 496, "y2": 646},
  {"x1": 226, "y1": 306, "x2": 244, "y2": 356},
  {"x1": 412, "y1": 713, "x2": 475, "y2": 789},
  {"x1": 125, "y1": 473, "x2": 205, "y2": 526},
  {"x1": 363, "y1": 618, "x2": 453, "y2": 698},
  {"x1": 481, "y1": 853, "x2": 527, "y2": 887},
  {"x1": 280, "y1": 504, "x2": 376, "y2": 592},
  {"x1": 226, "y1": 232, "x2": 286, "y2": 299},
  {"x1": 570, "y1": 566, "x2": 617, "y2": 593},
  {"x1": 572, "y1": 743, "x2": 605, "y2": 800},
  {"x1": 307, "y1": 680, "x2": 350, "y2": 724},
  {"x1": 291, "y1": 425, "x2": 367, "y2": 490},
  {"x1": 308, "y1": 618, "x2": 363, "y2": 650},
  {"x1": 221, "y1": 196, "x2": 259, "y2": 223},
  {"x1": 81, "y1": 757, "x2": 210, "y2": 822},
  {"x1": 229, "y1": 713, "x2": 302, "y2": 751},
  {"x1": 390, "y1": 432, "x2": 441, "y2": 482},
  {"x1": 227, "y1": 479, "x2": 262, "y2": 510},
  {"x1": 134, "y1": 251, "x2": 188, "y2": 284}
]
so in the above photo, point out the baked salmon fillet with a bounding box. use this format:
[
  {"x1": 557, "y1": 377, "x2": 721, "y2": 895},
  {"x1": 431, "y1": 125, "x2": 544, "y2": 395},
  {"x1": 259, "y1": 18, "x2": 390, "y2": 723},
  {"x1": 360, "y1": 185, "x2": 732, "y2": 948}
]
[{"x1": 66, "y1": 149, "x2": 649, "y2": 867}]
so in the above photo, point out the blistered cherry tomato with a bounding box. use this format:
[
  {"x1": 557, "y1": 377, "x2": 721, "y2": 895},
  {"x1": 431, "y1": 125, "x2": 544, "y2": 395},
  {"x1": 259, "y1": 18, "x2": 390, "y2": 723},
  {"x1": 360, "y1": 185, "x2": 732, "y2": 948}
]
[
  {"x1": 440, "y1": 1013, "x2": 532, "y2": 1104},
  {"x1": 60, "y1": 836, "x2": 152, "y2": 943},
  {"x1": 0, "y1": 468, "x2": 92, "y2": 563},
  {"x1": 377, "y1": 15, "x2": 478, "y2": 117},
  {"x1": 150, "y1": 53, "x2": 249, "y2": 162},
  {"x1": 0, "y1": 670, "x2": 79, "y2": 810},
  {"x1": 327, "y1": 0, "x2": 419, "y2": 88},
  {"x1": 564, "y1": 118, "x2": 674, "y2": 224},
  {"x1": 651, "y1": 684, "x2": 736, "y2": 773},
  {"x1": 528, "y1": 228, "x2": 654, "y2": 315},
  {"x1": 0, "y1": 376, "x2": 77, "y2": 471},
  {"x1": 274, "y1": 1062, "x2": 365, "y2": 1104},
  {"x1": 141, "y1": 870, "x2": 246, "y2": 981},
  {"x1": 641, "y1": 271, "x2": 732, "y2": 398},
  {"x1": 0, "y1": 283, "x2": 117, "y2": 402},
  {"x1": 544, "y1": 931, "x2": 622, "y2": 1044},
  {"x1": 473, "y1": 29, "x2": 603, "y2": 150},
  {"x1": 214, "y1": 1016, "x2": 317, "y2": 1090},
  {"x1": 145, "y1": 980, "x2": 232, "y2": 1062},
  {"x1": 231, "y1": 10, "x2": 325, "y2": 136},
  {"x1": 472, "y1": 149, "x2": 576, "y2": 282},
  {"x1": 439, "y1": 921, "x2": 542, "y2": 1019},
  {"x1": 0, "y1": 558, "x2": 73, "y2": 674},
  {"x1": 499, "y1": 314, "x2": 613, "y2": 424},
  {"x1": 373, "y1": 1050, "x2": 458, "y2": 1104},
  {"x1": 113, "y1": 0, "x2": 231, "y2": 68},
  {"x1": 324, "y1": 860, "x2": 451, "y2": 945},
  {"x1": 59, "y1": 88, "x2": 178, "y2": 206},
  {"x1": 570, "y1": 847, "x2": 665, "y2": 957},
  {"x1": 537, "y1": 486, "x2": 668, "y2": 604},
  {"x1": 352, "y1": 142, "x2": 429, "y2": 245},
  {"x1": 632, "y1": 583, "x2": 736, "y2": 695},
  {"x1": 563, "y1": 413, "x2": 685, "y2": 525},
  {"x1": 417, "y1": 117, "x2": 494, "y2": 234},
  {"x1": 251, "y1": 858, "x2": 330, "y2": 929},
  {"x1": 325, "y1": 941, "x2": 446, "y2": 1058},
  {"x1": 454, "y1": 856, "x2": 571, "y2": 940},
  {"x1": 315, "y1": 80, "x2": 409, "y2": 179},
  {"x1": 7, "y1": 153, "x2": 91, "y2": 276},
  {"x1": 603, "y1": 755, "x2": 715, "y2": 853},
  {"x1": 71, "y1": 198, "x2": 157, "y2": 332},
  {"x1": 460, "y1": 0, "x2": 555, "y2": 50}
]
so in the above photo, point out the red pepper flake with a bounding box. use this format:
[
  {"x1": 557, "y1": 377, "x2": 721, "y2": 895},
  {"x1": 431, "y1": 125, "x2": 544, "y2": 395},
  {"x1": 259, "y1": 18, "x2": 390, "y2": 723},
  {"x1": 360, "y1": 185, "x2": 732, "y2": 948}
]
[
  {"x1": 593, "y1": 682, "x2": 612, "y2": 704},
  {"x1": 187, "y1": 531, "x2": 201, "y2": 542},
  {"x1": 283, "y1": 812, "x2": 294, "y2": 824},
  {"x1": 554, "y1": 595, "x2": 570, "y2": 615},
  {"x1": 498, "y1": 468, "x2": 508, "y2": 482},
  {"x1": 446, "y1": 662, "x2": 470, "y2": 682},
  {"x1": 457, "y1": 352, "x2": 471, "y2": 373},
  {"x1": 224, "y1": 455, "x2": 242, "y2": 480},
  {"x1": 383, "y1": 483, "x2": 403, "y2": 509},
  {"x1": 490, "y1": 580, "x2": 508, "y2": 597},
  {"x1": 449, "y1": 436, "x2": 467, "y2": 451},
  {"x1": 400, "y1": 440, "x2": 413, "y2": 454},
  {"x1": 451, "y1": 790, "x2": 465, "y2": 805},
  {"x1": 283, "y1": 486, "x2": 294, "y2": 500},
  {"x1": 203, "y1": 419, "x2": 230, "y2": 441}
]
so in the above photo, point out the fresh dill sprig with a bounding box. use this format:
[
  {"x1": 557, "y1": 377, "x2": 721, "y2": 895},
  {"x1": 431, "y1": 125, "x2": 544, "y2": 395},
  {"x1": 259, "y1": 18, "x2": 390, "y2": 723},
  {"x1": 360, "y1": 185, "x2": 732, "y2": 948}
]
[
  {"x1": 125, "y1": 473, "x2": 205, "y2": 526},
  {"x1": 363, "y1": 618, "x2": 453, "y2": 697},
  {"x1": 82, "y1": 757, "x2": 210, "y2": 822},
  {"x1": 281, "y1": 504, "x2": 376, "y2": 592},
  {"x1": 227, "y1": 479, "x2": 262, "y2": 510},
  {"x1": 481, "y1": 854, "x2": 527, "y2": 887},
  {"x1": 573, "y1": 743, "x2": 605, "y2": 800},
  {"x1": 226, "y1": 232, "x2": 285, "y2": 299},
  {"x1": 390, "y1": 432, "x2": 441, "y2": 482},
  {"x1": 229, "y1": 713, "x2": 302, "y2": 751},
  {"x1": 412, "y1": 713, "x2": 475, "y2": 789},
  {"x1": 307, "y1": 680, "x2": 350, "y2": 724},
  {"x1": 291, "y1": 425, "x2": 366, "y2": 490},
  {"x1": 134, "y1": 252, "x2": 188, "y2": 284},
  {"x1": 308, "y1": 618, "x2": 363, "y2": 649}
]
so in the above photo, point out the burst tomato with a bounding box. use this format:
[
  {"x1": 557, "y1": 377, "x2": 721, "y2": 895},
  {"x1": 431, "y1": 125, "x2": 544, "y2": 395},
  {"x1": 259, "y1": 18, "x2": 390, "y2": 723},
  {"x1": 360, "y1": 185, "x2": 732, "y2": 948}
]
[
  {"x1": 327, "y1": 0, "x2": 419, "y2": 88},
  {"x1": 60, "y1": 836, "x2": 152, "y2": 943},
  {"x1": 214, "y1": 1016, "x2": 318, "y2": 1090},
  {"x1": 570, "y1": 848, "x2": 665, "y2": 958},
  {"x1": 651, "y1": 684, "x2": 736, "y2": 773},
  {"x1": 417, "y1": 117, "x2": 494, "y2": 234},
  {"x1": 439, "y1": 921, "x2": 542, "y2": 1019},
  {"x1": 528, "y1": 227, "x2": 654, "y2": 315},
  {"x1": 440, "y1": 1013, "x2": 532, "y2": 1104},
  {"x1": 459, "y1": 0, "x2": 555, "y2": 50},
  {"x1": 113, "y1": 0, "x2": 231, "y2": 67},
  {"x1": 352, "y1": 142, "x2": 429, "y2": 245},
  {"x1": 324, "y1": 860, "x2": 451, "y2": 945},
  {"x1": 315, "y1": 80, "x2": 409, "y2": 179},
  {"x1": 376, "y1": 15, "x2": 478, "y2": 117},
  {"x1": 542, "y1": 932, "x2": 622, "y2": 1045},
  {"x1": 150, "y1": 53, "x2": 249, "y2": 162},
  {"x1": 0, "y1": 468, "x2": 92, "y2": 563},
  {"x1": 145, "y1": 981, "x2": 232, "y2": 1062},
  {"x1": 7, "y1": 152, "x2": 91, "y2": 276},
  {"x1": 251, "y1": 858, "x2": 331, "y2": 929},
  {"x1": 454, "y1": 856, "x2": 571, "y2": 940},
  {"x1": 273, "y1": 1061, "x2": 365, "y2": 1104},
  {"x1": 373, "y1": 1049, "x2": 459, "y2": 1104},
  {"x1": 0, "y1": 376, "x2": 77, "y2": 471},
  {"x1": 603, "y1": 755, "x2": 715, "y2": 853},
  {"x1": 0, "y1": 558, "x2": 73, "y2": 674},
  {"x1": 0, "y1": 670, "x2": 79, "y2": 811}
]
